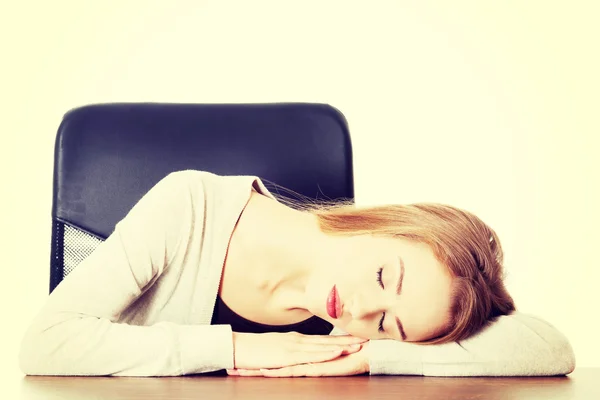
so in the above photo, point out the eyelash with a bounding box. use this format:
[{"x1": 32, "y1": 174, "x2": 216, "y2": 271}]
[
  {"x1": 376, "y1": 267, "x2": 384, "y2": 288},
  {"x1": 376, "y1": 267, "x2": 385, "y2": 333}
]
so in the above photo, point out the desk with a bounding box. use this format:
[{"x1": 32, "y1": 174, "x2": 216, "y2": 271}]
[{"x1": 19, "y1": 368, "x2": 599, "y2": 400}]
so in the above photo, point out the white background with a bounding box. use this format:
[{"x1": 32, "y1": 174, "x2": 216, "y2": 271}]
[{"x1": 2, "y1": 0, "x2": 598, "y2": 387}]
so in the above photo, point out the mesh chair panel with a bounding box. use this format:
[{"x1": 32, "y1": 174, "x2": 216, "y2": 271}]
[
  {"x1": 63, "y1": 223, "x2": 104, "y2": 276},
  {"x1": 51, "y1": 219, "x2": 105, "y2": 290}
]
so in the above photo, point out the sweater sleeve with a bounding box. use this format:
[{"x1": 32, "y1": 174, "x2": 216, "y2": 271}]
[
  {"x1": 367, "y1": 312, "x2": 575, "y2": 376},
  {"x1": 19, "y1": 170, "x2": 234, "y2": 376}
]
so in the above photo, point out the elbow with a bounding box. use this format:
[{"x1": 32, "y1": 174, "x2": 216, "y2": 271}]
[
  {"x1": 534, "y1": 319, "x2": 576, "y2": 376},
  {"x1": 563, "y1": 352, "x2": 576, "y2": 375},
  {"x1": 19, "y1": 327, "x2": 53, "y2": 376},
  {"x1": 495, "y1": 313, "x2": 577, "y2": 376},
  {"x1": 19, "y1": 324, "x2": 67, "y2": 376},
  {"x1": 19, "y1": 330, "x2": 42, "y2": 375},
  {"x1": 553, "y1": 335, "x2": 576, "y2": 375}
]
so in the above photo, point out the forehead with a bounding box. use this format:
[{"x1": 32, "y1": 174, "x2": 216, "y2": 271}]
[{"x1": 391, "y1": 238, "x2": 453, "y2": 340}]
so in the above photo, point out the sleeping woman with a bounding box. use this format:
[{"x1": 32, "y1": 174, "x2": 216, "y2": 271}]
[{"x1": 19, "y1": 170, "x2": 575, "y2": 377}]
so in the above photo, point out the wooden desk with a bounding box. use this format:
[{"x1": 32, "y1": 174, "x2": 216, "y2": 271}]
[{"x1": 19, "y1": 369, "x2": 599, "y2": 400}]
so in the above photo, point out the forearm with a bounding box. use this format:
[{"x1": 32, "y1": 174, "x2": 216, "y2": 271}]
[
  {"x1": 367, "y1": 312, "x2": 575, "y2": 376},
  {"x1": 19, "y1": 317, "x2": 234, "y2": 376}
]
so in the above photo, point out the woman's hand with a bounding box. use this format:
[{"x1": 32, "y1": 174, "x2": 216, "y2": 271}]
[
  {"x1": 228, "y1": 338, "x2": 370, "y2": 377},
  {"x1": 231, "y1": 331, "x2": 368, "y2": 371}
]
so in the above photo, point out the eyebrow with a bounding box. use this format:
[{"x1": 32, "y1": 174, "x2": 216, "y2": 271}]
[{"x1": 395, "y1": 256, "x2": 407, "y2": 341}]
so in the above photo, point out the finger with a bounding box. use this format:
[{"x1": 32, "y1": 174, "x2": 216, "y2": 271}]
[
  {"x1": 260, "y1": 364, "x2": 317, "y2": 378},
  {"x1": 292, "y1": 348, "x2": 346, "y2": 366},
  {"x1": 298, "y1": 334, "x2": 368, "y2": 345},
  {"x1": 295, "y1": 343, "x2": 363, "y2": 353},
  {"x1": 227, "y1": 369, "x2": 264, "y2": 377},
  {"x1": 295, "y1": 344, "x2": 361, "y2": 359},
  {"x1": 262, "y1": 354, "x2": 362, "y2": 378},
  {"x1": 341, "y1": 344, "x2": 363, "y2": 355},
  {"x1": 260, "y1": 362, "x2": 330, "y2": 378}
]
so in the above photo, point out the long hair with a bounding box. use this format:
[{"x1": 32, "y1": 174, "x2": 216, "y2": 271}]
[{"x1": 263, "y1": 181, "x2": 516, "y2": 344}]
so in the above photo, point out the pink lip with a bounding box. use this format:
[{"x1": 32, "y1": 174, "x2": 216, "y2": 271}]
[{"x1": 327, "y1": 285, "x2": 342, "y2": 319}]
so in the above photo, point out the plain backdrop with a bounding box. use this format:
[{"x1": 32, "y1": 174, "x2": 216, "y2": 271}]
[{"x1": 2, "y1": 0, "x2": 599, "y2": 386}]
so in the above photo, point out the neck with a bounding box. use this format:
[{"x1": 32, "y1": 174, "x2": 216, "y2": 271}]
[{"x1": 236, "y1": 192, "x2": 341, "y2": 314}]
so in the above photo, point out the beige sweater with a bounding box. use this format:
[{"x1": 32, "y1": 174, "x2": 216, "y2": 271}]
[{"x1": 19, "y1": 170, "x2": 575, "y2": 376}]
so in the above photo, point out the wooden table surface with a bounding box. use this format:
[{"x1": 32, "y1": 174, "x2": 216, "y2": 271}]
[{"x1": 18, "y1": 368, "x2": 599, "y2": 400}]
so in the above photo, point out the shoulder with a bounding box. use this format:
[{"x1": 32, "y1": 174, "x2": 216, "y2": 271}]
[
  {"x1": 158, "y1": 169, "x2": 214, "y2": 188},
  {"x1": 148, "y1": 170, "x2": 225, "y2": 205},
  {"x1": 160, "y1": 170, "x2": 251, "y2": 191},
  {"x1": 118, "y1": 170, "x2": 217, "y2": 236},
  {"x1": 153, "y1": 170, "x2": 273, "y2": 209}
]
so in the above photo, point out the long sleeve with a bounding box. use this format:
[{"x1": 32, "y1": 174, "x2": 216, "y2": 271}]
[
  {"x1": 19, "y1": 170, "x2": 234, "y2": 376},
  {"x1": 367, "y1": 312, "x2": 575, "y2": 376}
]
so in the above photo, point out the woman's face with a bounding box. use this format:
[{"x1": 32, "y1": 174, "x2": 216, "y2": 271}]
[{"x1": 305, "y1": 236, "x2": 454, "y2": 342}]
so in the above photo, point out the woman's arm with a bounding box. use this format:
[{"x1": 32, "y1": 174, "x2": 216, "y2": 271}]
[
  {"x1": 367, "y1": 312, "x2": 575, "y2": 376},
  {"x1": 19, "y1": 170, "x2": 234, "y2": 376}
]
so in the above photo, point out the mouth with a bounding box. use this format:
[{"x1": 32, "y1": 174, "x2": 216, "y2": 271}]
[{"x1": 326, "y1": 285, "x2": 342, "y2": 319}]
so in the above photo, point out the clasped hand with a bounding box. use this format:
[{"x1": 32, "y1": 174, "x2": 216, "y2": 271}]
[{"x1": 228, "y1": 331, "x2": 369, "y2": 377}]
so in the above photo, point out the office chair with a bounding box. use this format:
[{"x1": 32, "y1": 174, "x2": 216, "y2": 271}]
[{"x1": 50, "y1": 103, "x2": 354, "y2": 293}]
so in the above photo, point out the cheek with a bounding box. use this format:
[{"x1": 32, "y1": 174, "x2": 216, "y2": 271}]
[
  {"x1": 337, "y1": 320, "x2": 375, "y2": 340},
  {"x1": 400, "y1": 291, "x2": 451, "y2": 341},
  {"x1": 337, "y1": 260, "x2": 367, "y2": 288}
]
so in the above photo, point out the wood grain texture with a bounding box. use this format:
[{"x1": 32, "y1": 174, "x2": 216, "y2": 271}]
[{"x1": 19, "y1": 369, "x2": 599, "y2": 400}]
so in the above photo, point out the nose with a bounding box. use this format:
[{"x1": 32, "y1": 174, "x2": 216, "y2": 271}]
[{"x1": 347, "y1": 292, "x2": 386, "y2": 320}]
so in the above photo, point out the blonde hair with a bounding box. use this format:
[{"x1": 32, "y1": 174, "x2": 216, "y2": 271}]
[{"x1": 264, "y1": 181, "x2": 516, "y2": 344}]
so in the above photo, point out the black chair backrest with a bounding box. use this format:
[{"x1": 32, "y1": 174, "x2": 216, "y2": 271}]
[{"x1": 50, "y1": 103, "x2": 354, "y2": 293}]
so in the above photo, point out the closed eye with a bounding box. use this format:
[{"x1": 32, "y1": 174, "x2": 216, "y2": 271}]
[
  {"x1": 376, "y1": 267, "x2": 385, "y2": 333},
  {"x1": 376, "y1": 267, "x2": 384, "y2": 288}
]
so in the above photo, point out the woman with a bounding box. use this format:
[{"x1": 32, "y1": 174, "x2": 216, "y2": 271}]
[{"x1": 19, "y1": 170, "x2": 575, "y2": 377}]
